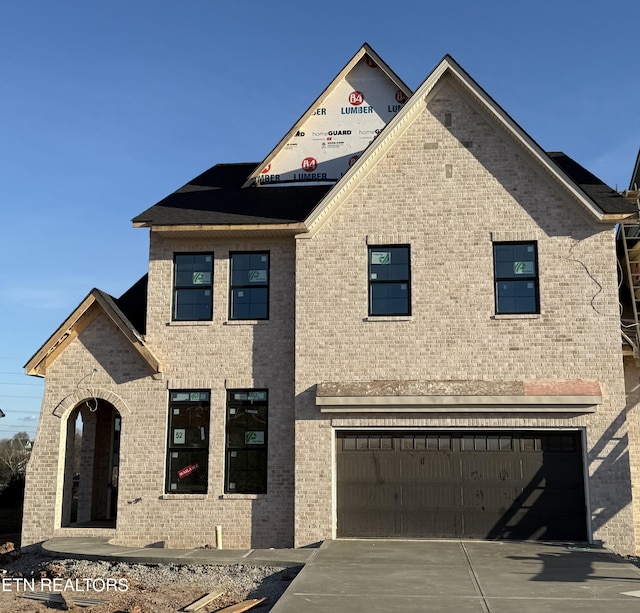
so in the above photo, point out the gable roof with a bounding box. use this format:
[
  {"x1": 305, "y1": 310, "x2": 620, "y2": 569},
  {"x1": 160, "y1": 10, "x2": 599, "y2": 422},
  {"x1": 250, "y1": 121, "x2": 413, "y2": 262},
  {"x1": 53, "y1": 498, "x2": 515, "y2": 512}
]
[
  {"x1": 243, "y1": 43, "x2": 412, "y2": 187},
  {"x1": 25, "y1": 276, "x2": 160, "y2": 377},
  {"x1": 132, "y1": 53, "x2": 635, "y2": 236},
  {"x1": 300, "y1": 55, "x2": 637, "y2": 237}
]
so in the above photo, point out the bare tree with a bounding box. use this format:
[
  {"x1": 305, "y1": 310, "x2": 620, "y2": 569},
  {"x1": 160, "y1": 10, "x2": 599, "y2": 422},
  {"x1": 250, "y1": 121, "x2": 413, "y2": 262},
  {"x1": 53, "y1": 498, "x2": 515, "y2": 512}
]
[{"x1": 0, "y1": 432, "x2": 31, "y2": 481}]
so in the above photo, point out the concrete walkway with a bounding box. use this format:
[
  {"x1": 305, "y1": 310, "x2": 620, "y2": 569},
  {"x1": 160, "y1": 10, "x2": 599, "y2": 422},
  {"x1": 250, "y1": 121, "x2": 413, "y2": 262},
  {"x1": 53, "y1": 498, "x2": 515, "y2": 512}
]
[
  {"x1": 42, "y1": 536, "x2": 316, "y2": 568},
  {"x1": 42, "y1": 537, "x2": 640, "y2": 612}
]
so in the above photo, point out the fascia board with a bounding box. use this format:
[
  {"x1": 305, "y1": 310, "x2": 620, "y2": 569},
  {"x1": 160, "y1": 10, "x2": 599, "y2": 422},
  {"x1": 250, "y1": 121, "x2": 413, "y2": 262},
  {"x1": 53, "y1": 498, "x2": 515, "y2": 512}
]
[
  {"x1": 25, "y1": 290, "x2": 161, "y2": 377},
  {"x1": 24, "y1": 293, "x2": 97, "y2": 376},
  {"x1": 439, "y1": 58, "x2": 607, "y2": 222}
]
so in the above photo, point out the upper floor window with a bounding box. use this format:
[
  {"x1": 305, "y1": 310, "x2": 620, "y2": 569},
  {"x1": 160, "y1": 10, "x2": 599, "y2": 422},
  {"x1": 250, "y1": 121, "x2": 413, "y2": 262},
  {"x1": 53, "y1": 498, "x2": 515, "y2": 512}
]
[
  {"x1": 165, "y1": 390, "x2": 210, "y2": 494},
  {"x1": 229, "y1": 252, "x2": 269, "y2": 320},
  {"x1": 173, "y1": 253, "x2": 213, "y2": 321},
  {"x1": 493, "y1": 242, "x2": 539, "y2": 314},
  {"x1": 368, "y1": 245, "x2": 411, "y2": 316}
]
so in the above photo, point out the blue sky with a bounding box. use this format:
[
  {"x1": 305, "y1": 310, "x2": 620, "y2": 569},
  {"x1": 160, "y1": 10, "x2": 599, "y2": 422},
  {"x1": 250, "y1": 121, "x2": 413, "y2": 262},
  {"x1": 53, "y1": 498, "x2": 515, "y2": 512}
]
[{"x1": 0, "y1": 1, "x2": 638, "y2": 439}]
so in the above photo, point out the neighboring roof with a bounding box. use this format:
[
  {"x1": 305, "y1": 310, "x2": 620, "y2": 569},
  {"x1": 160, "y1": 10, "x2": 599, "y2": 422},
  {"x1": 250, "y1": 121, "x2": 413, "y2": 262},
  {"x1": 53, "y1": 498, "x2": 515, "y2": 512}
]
[
  {"x1": 24, "y1": 278, "x2": 160, "y2": 377},
  {"x1": 132, "y1": 163, "x2": 332, "y2": 228},
  {"x1": 300, "y1": 54, "x2": 637, "y2": 237},
  {"x1": 548, "y1": 152, "x2": 636, "y2": 216}
]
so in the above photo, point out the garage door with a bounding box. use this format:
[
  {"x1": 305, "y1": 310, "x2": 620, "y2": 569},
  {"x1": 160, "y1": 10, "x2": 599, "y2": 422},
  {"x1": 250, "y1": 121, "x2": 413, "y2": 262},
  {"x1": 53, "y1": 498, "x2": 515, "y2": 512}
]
[{"x1": 336, "y1": 431, "x2": 587, "y2": 540}]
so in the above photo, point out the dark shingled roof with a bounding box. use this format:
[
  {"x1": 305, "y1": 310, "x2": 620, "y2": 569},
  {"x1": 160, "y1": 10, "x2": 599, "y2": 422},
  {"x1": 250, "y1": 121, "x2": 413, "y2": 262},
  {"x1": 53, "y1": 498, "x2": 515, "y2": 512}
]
[
  {"x1": 114, "y1": 274, "x2": 148, "y2": 335},
  {"x1": 132, "y1": 154, "x2": 635, "y2": 228},
  {"x1": 547, "y1": 152, "x2": 636, "y2": 215},
  {"x1": 132, "y1": 163, "x2": 333, "y2": 226}
]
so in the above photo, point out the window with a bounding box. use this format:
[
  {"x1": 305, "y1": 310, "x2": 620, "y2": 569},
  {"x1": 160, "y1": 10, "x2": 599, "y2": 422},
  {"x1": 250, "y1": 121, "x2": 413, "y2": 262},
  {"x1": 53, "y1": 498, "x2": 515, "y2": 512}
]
[
  {"x1": 165, "y1": 391, "x2": 210, "y2": 494},
  {"x1": 229, "y1": 252, "x2": 269, "y2": 320},
  {"x1": 225, "y1": 390, "x2": 268, "y2": 494},
  {"x1": 173, "y1": 253, "x2": 213, "y2": 321},
  {"x1": 493, "y1": 242, "x2": 539, "y2": 314},
  {"x1": 368, "y1": 245, "x2": 411, "y2": 316}
]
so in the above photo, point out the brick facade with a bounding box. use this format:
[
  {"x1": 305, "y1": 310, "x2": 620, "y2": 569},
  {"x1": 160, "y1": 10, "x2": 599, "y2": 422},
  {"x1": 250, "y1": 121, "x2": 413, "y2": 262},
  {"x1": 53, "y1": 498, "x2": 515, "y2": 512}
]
[
  {"x1": 22, "y1": 58, "x2": 639, "y2": 555},
  {"x1": 294, "y1": 77, "x2": 635, "y2": 553}
]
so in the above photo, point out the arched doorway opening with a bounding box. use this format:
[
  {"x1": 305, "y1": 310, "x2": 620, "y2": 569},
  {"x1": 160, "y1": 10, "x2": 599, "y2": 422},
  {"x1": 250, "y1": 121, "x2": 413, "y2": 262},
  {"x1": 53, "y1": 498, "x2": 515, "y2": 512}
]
[{"x1": 61, "y1": 399, "x2": 121, "y2": 527}]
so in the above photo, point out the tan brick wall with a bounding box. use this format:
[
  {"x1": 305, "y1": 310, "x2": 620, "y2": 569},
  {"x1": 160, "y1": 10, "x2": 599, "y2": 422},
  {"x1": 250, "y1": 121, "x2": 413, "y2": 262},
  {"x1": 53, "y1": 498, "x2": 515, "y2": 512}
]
[
  {"x1": 23, "y1": 73, "x2": 637, "y2": 555},
  {"x1": 294, "y1": 76, "x2": 636, "y2": 554},
  {"x1": 23, "y1": 236, "x2": 296, "y2": 549},
  {"x1": 624, "y1": 358, "x2": 640, "y2": 554}
]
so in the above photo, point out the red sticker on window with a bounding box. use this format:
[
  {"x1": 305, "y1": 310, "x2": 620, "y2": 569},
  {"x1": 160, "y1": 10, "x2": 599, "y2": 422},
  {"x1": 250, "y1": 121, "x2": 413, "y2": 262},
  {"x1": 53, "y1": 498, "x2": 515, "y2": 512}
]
[{"x1": 177, "y1": 462, "x2": 200, "y2": 479}]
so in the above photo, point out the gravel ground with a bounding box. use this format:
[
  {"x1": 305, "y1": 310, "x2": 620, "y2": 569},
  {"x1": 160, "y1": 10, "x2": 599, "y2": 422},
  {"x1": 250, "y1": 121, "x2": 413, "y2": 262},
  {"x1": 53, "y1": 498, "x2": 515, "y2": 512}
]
[{"x1": 0, "y1": 549, "x2": 300, "y2": 612}]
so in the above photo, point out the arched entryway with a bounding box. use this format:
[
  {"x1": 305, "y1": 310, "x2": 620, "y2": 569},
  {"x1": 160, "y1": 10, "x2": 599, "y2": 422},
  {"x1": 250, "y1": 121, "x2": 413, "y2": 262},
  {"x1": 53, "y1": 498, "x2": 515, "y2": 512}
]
[{"x1": 61, "y1": 399, "x2": 121, "y2": 527}]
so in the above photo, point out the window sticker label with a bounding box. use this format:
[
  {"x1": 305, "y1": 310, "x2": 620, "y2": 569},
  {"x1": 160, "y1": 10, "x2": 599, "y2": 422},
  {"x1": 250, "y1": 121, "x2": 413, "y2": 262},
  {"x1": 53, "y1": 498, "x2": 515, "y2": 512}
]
[
  {"x1": 192, "y1": 272, "x2": 211, "y2": 285},
  {"x1": 372, "y1": 252, "x2": 391, "y2": 265},
  {"x1": 248, "y1": 391, "x2": 267, "y2": 401},
  {"x1": 177, "y1": 462, "x2": 200, "y2": 479},
  {"x1": 246, "y1": 431, "x2": 265, "y2": 445},
  {"x1": 173, "y1": 429, "x2": 186, "y2": 444},
  {"x1": 249, "y1": 270, "x2": 267, "y2": 283},
  {"x1": 189, "y1": 392, "x2": 209, "y2": 401},
  {"x1": 514, "y1": 261, "x2": 534, "y2": 275}
]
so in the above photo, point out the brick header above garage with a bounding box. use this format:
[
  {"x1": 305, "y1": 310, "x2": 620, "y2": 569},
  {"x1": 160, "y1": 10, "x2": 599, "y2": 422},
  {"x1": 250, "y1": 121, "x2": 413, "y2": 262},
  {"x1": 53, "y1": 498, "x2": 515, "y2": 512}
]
[{"x1": 315, "y1": 380, "x2": 601, "y2": 413}]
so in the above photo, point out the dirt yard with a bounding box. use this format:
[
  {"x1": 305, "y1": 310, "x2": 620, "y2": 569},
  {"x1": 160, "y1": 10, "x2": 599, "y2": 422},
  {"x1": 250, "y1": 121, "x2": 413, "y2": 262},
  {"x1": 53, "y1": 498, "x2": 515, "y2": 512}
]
[{"x1": 0, "y1": 542, "x2": 299, "y2": 613}]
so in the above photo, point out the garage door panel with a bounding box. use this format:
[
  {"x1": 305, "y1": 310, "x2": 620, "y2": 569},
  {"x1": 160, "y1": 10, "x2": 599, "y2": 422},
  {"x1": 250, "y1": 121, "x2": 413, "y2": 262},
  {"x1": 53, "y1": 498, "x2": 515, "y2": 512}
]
[
  {"x1": 400, "y1": 452, "x2": 457, "y2": 481},
  {"x1": 338, "y1": 483, "x2": 398, "y2": 508},
  {"x1": 402, "y1": 509, "x2": 461, "y2": 537},
  {"x1": 461, "y1": 484, "x2": 522, "y2": 512},
  {"x1": 337, "y1": 452, "x2": 399, "y2": 482},
  {"x1": 339, "y1": 510, "x2": 399, "y2": 537},
  {"x1": 336, "y1": 431, "x2": 587, "y2": 541},
  {"x1": 460, "y1": 455, "x2": 521, "y2": 482},
  {"x1": 402, "y1": 483, "x2": 460, "y2": 508}
]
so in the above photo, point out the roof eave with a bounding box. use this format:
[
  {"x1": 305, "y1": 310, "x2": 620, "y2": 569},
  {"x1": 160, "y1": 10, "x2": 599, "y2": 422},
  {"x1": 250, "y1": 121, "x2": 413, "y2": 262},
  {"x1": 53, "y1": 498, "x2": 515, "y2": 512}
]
[
  {"x1": 24, "y1": 290, "x2": 162, "y2": 377},
  {"x1": 139, "y1": 222, "x2": 309, "y2": 238}
]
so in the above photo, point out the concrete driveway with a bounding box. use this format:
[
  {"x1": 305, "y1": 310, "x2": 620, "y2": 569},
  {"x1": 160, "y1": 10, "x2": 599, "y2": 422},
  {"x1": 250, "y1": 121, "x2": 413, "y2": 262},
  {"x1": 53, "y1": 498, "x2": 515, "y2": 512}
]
[{"x1": 271, "y1": 540, "x2": 640, "y2": 612}]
